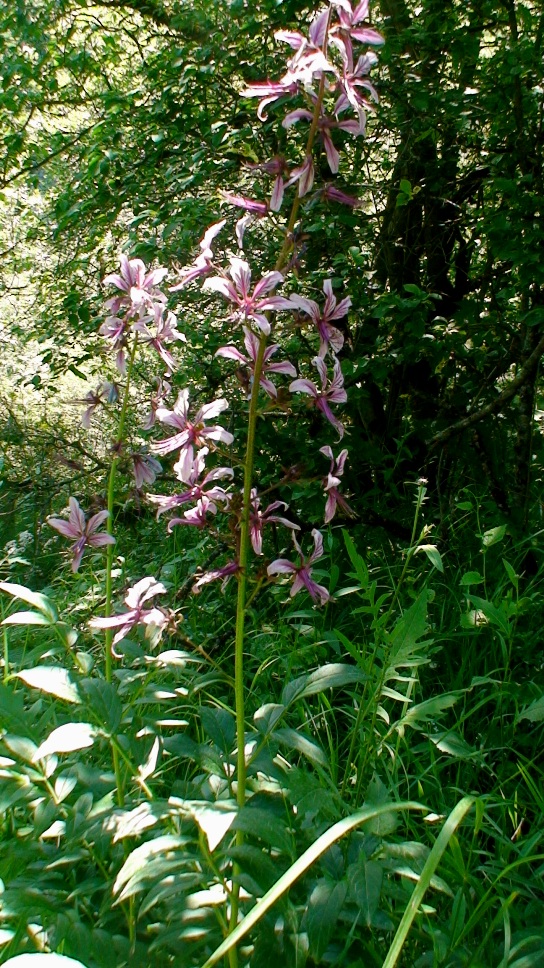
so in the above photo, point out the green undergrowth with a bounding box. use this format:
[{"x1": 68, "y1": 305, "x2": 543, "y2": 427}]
[{"x1": 1, "y1": 495, "x2": 543, "y2": 968}]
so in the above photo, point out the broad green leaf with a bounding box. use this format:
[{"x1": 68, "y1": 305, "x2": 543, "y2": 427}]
[
  {"x1": 460, "y1": 571, "x2": 483, "y2": 586},
  {"x1": 80, "y1": 679, "x2": 121, "y2": 732},
  {"x1": 388, "y1": 591, "x2": 432, "y2": 669},
  {"x1": 2, "y1": 955, "x2": 89, "y2": 968},
  {"x1": 233, "y1": 806, "x2": 294, "y2": 854},
  {"x1": 342, "y1": 531, "x2": 369, "y2": 585},
  {"x1": 467, "y1": 595, "x2": 510, "y2": 634},
  {"x1": 254, "y1": 703, "x2": 285, "y2": 735},
  {"x1": 185, "y1": 801, "x2": 238, "y2": 851},
  {"x1": 416, "y1": 544, "x2": 444, "y2": 573},
  {"x1": 428, "y1": 730, "x2": 476, "y2": 758},
  {"x1": 282, "y1": 663, "x2": 366, "y2": 707},
  {"x1": 33, "y1": 722, "x2": 96, "y2": 759},
  {"x1": 2, "y1": 610, "x2": 52, "y2": 626},
  {"x1": 517, "y1": 695, "x2": 544, "y2": 724},
  {"x1": 113, "y1": 834, "x2": 190, "y2": 899},
  {"x1": 273, "y1": 727, "x2": 328, "y2": 767},
  {"x1": 305, "y1": 879, "x2": 347, "y2": 960},
  {"x1": 201, "y1": 706, "x2": 235, "y2": 753},
  {"x1": 0, "y1": 684, "x2": 37, "y2": 738},
  {"x1": 0, "y1": 582, "x2": 58, "y2": 622},
  {"x1": 348, "y1": 858, "x2": 383, "y2": 926},
  {"x1": 482, "y1": 525, "x2": 506, "y2": 548},
  {"x1": 502, "y1": 558, "x2": 519, "y2": 590},
  {"x1": 17, "y1": 667, "x2": 81, "y2": 704}
]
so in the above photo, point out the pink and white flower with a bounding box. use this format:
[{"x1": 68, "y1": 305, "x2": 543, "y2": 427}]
[
  {"x1": 170, "y1": 220, "x2": 226, "y2": 291},
  {"x1": 249, "y1": 489, "x2": 300, "y2": 555},
  {"x1": 216, "y1": 328, "x2": 296, "y2": 398},
  {"x1": 203, "y1": 257, "x2": 292, "y2": 336},
  {"x1": 267, "y1": 529, "x2": 329, "y2": 604},
  {"x1": 290, "y1": 356, "x2": 348, "y2": 438},
  {"x1": 89, "y1": 576, "x2": 168, "y2": 647},
  {"x1": 320, "y1": 445, "x2": 355, "y2": 523},
  {"x1": 152, "y1": 389, "x2": 234, "y2": 463},
  {"x1": 47, "y1": 498, "x2": 115, "y2": 572},
  {"x1": 290, "y1": 280, "x2": 351, "y2": 357}
]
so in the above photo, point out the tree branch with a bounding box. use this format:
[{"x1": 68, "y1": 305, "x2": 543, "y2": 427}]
[{"x1": 428, "y1": 331, "x2": 544, "y2": 450}]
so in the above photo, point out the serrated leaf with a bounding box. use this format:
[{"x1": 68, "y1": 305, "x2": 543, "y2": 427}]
[
  {"x1": 348, "y1": 858, "x2": 383, "y2": 926},
  {"x1": 460, "y1": 571, "x2": 483, "y2": 586},
  {"x1": 33, "y1": 722, "x2": 96, "y2": 759},
  {"x1": 428, "y1": 730, "x2": 475, "y2": 758},
  {"x1": 79, "y1": 678, "x2": 122, "y2": 732},
  {"x1": 17, "y1": 667, "x2": 81, "y2": 704},
  {"x1": 0, "y1": 582, "x2": 58, "y2": 621},
  {"x1": 517, "y1": 695, "x2": 544, "y2": 724},
  {"x1": 400, "y1": 693, "x2": 459, "y2": 728},
  {"x1": 305, "y1": 879, "x2": 347, "y2": 960}
]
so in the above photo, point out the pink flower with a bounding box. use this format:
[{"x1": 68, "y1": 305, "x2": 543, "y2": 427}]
[
  {"x1": 203, "y1": 257, "x2": 292, "y2": 336},
  {"x1": 47, "y1": 497, "x2": 115, "y2": 572},
  {"x1": 192, "y1": 560, "x2": 240, "y2": 594},
  {"x1": 249, "y1": 489, "x2": 300, "y2": 555},
  {"x1": 149, "y1": 447, "x2": 232, "y2": 519},
  {"x1": 216, "y1": 327, "x2": 296, "y2": 398},
  {"x1": 290, "y1": 280, "x2": 351, "y2": 357},
  {"x1": 170, "y1": 220, "x2": 226, "y2": 291},
  {"x1": 89, "y1": 576, "x2": 168, "y2": 647},
  {"x1": 79, "y1": 382, "x2": 118, "y2": 429},
  {"x1": 141, "y1": 378, "x2": 171, "y2": 431},
  {"x1": 290, "y1": 357, "x2": 347, "y2": 438},
  {"x1": 152, "y1": 389, "x2": 234, "y2": 462},
  {"x1": 221, "y1": 193, "x2": 269, "y2": 216},
  {"x1": 320, "y1": 446, "x2": 355, "y2": 523},
  {"x1": 330, "y1": 1, "x2": 384, "y2": 67},
  {"x1": 268, "y1": 529, "x2": 329, "y2": 604},
  {"x1": 167, "y1": 495, "x2": 218, "y2": 531},
  {"x1": 335, "y1": 51, "x2": 379, "y2": 117},
  {"x1": 283, "y1": 107, "x2": 366, "y2": 173},
  {"x1": 132, "y1": 453, "x2": 162, "y2": 490},
  {"x1": 134, "y1": 306, "x2": 184, "y2": 373},
  {"x1": 319, "y1": 184, "x2": 361, "y2": 208},
  {"x1": 103, "y1": 255, "x2": 168, "y2": 315}
]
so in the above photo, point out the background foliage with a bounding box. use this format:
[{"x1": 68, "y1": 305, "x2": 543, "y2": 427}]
[{"x1": 1, "y1": 0, "x2": 544, "y2": 966}]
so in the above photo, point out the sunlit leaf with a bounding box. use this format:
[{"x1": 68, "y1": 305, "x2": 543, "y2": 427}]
[
  {"x1": 17, "y1": 667, "x2": 81, "y2": 704},
  {"x1": 33, "y1": 723, "x2": 96, "y2": 759},
  {"x1": 0, "y1": 581, "x2": 58, "y2": 622}
]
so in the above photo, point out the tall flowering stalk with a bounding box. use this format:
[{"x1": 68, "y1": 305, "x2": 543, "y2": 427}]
[{"x1": 50, "y1": 0, "x2": 383, "y2": 957}]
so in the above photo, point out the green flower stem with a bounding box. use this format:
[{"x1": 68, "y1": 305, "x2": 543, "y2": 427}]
[
  {"x1": 227, "y1": 42, "x2": 331, "y2": 953},
  {"x1": 103, "y1": 334, "x2": 139, "y2": 809},
  {"x1": 104, "y1": 334, "x2": 139, "y2": 684}
]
